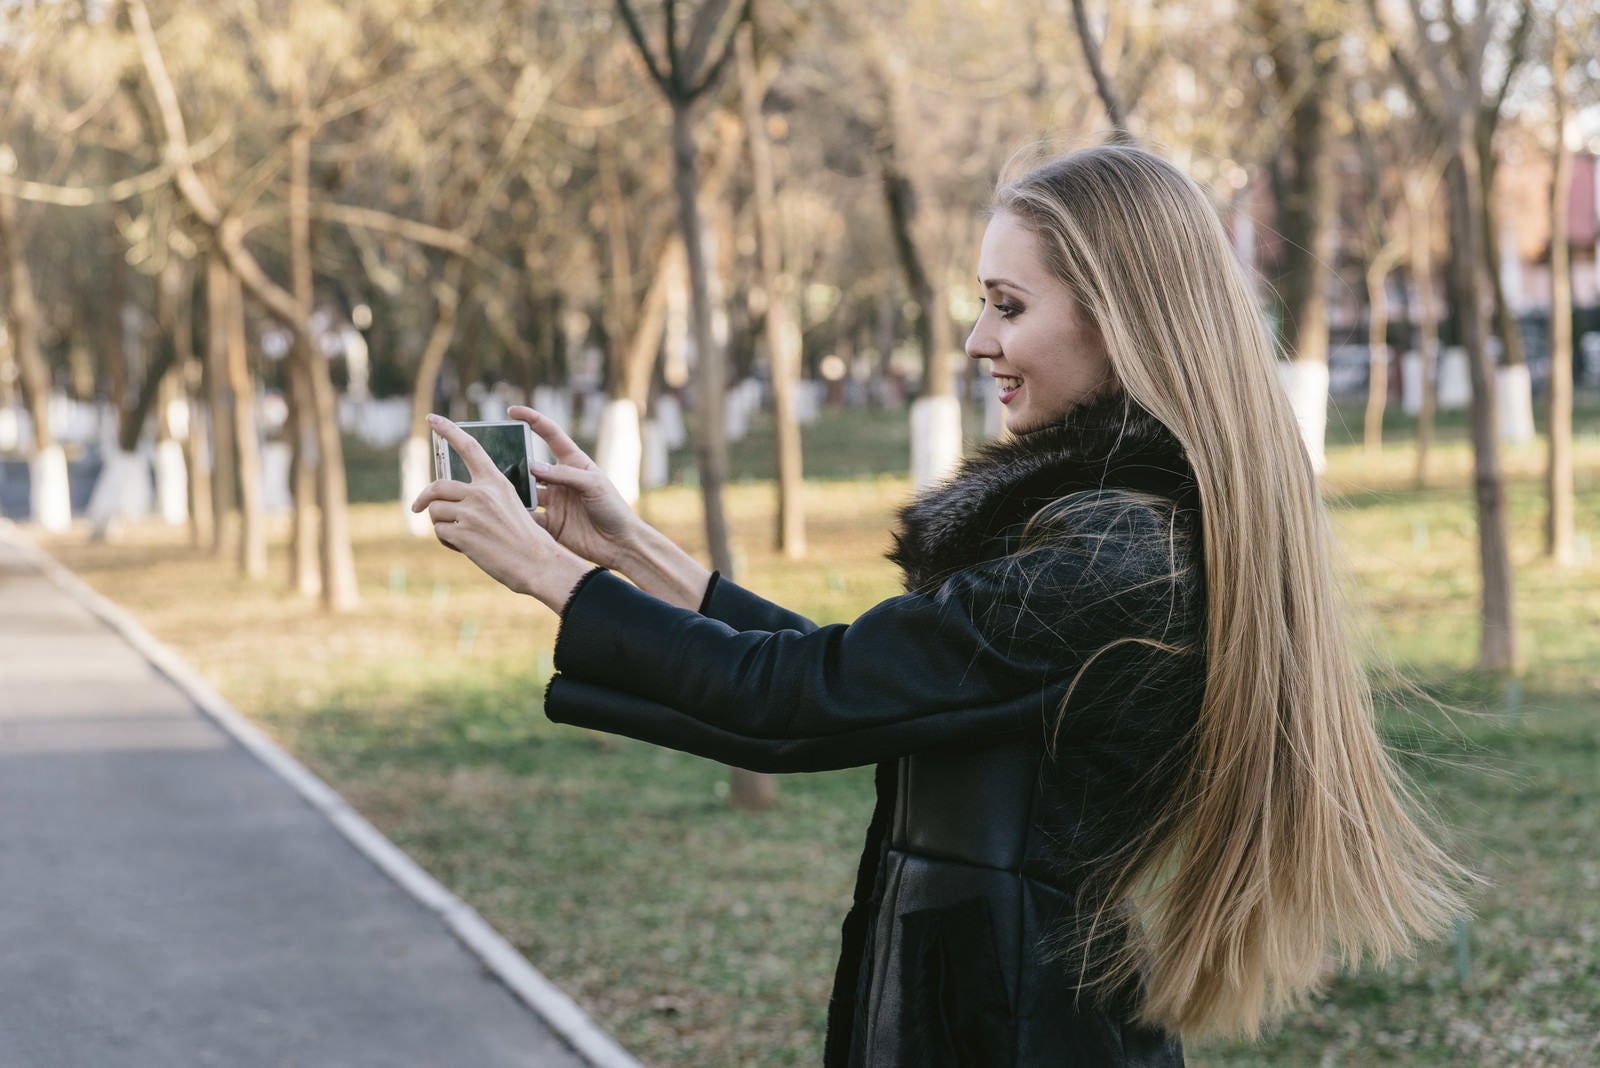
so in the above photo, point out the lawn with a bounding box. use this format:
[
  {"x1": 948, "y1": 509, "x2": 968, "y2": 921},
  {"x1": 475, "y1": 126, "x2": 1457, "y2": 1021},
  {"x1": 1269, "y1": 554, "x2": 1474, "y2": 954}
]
[{"x1": 29, "y1": 402, "x2": 1600, "y2": 1067}]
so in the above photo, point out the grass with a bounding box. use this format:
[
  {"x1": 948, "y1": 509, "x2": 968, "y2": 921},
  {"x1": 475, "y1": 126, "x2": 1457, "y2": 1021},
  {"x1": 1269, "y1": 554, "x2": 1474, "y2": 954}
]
[{"x1": 29, "y1": 403, "x2": 1600, "y2": 1067}]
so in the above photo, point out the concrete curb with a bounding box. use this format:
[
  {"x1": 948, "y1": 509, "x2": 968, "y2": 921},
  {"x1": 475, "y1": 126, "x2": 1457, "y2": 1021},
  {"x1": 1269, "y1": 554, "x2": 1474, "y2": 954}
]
[{"x1": 1, "y1": 520, "x2": 642, "y2": 1068}]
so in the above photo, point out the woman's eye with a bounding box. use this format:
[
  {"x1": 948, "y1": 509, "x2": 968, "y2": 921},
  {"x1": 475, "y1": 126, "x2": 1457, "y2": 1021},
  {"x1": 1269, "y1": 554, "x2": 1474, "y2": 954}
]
[{"x1": 995, "y1": 303, "x2": 1021, "y2": 319}]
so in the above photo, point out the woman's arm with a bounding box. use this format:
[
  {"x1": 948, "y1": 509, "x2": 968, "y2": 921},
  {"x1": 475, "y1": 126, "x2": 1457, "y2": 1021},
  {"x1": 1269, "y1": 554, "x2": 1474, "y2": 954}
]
[
  {"x1": 545, "y1": 502, "x2": 1203, "y2": 773},
  {"x1": 546, "y1": 565, "x2": 1058, "y2": 772}
]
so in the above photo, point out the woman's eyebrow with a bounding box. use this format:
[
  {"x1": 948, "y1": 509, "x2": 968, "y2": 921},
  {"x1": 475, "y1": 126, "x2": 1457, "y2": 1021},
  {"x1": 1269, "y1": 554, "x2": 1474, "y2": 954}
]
[{"x1": 979, "y1": 276, "x2": 1033, "y2": 295}]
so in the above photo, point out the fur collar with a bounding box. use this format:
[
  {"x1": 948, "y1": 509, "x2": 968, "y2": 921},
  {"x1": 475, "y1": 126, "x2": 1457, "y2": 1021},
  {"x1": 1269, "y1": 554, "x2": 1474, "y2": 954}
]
[{"x1": 889, "y1": 393, "x2": 1197, "y2": 594}]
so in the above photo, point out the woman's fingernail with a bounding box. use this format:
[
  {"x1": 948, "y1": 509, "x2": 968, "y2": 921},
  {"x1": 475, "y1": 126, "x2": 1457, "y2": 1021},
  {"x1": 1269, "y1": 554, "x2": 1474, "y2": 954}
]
[{"x1": 531, "y1": 461, "x2": 551, "y2": 474}]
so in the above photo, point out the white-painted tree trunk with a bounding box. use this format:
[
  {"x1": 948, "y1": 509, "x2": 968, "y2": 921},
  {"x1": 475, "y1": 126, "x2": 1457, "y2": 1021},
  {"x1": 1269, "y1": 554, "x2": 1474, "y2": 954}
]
[
  {"x1": 1437, "y1": 348, "x2": 1472, "y2": 410},
  {"x1": 595, "y1": 399, "x2": 642, "y2": 505},
  {"x1": 1495, "y1": 364, "x2": 1534, "y2": 444},
  {"x1": 29, "y1": 444, "x2": 72, "y2": 532},
  {"x1": 0, "y1": 406, "x2": 21, "y2": 452},
  {"x1": 400, "y1": 434, "x2": 433, "y2": 536},
  {"x1": 1275, "y1": 360, "x2": 1330, "y2": 473},
  {"x1": 261, "y1": 441, "x2": 293, "y2": 515},
  {"x1": 654, "y1": 393, "x2": 687, "y2": 448},
  {"x1": 642, "y1": 418, "x2": 669, "y2": 491},
  {"x1": 532, "y1": 386, "x2": 572, "y2": 450},
  {"x1": 911, "y1": 395, "x2": 963, "y2": 492},
  {"x1": 155, "y1": 439, "x2": 189, "y2": 525},
  {"x1": 1400, "y1": 351, "x2": 1425, "y2": 416},
  {"x1": 87, "y1": 449, "x2": 152, "y2": 539}
]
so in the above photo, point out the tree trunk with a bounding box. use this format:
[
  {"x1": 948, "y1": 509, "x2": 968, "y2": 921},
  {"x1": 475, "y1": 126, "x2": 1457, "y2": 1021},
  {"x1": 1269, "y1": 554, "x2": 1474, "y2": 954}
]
[
  {"x1": 205, "y1": 255, "x2": 239, "y2": 554},
  {"x1": 1444, "y1": 139, "x2": 1517, "y2": 674},
  {"x1": 286, "y1": 124, "x2": 321, "y2": 596},
  {"x1": 289, "y1": 120, "x2": 359, "y2": 611},
  {"x1": 1476, "y1": 129, "x2": 1527, "y2": 370},
  {"x1": 286, "y1": 357, "x2": 321, "y2": 596},
  {"x1": 738, "y1": 23, "x2": 805, "y2": 558},
  {"x1": 166, "y1": 263, "x2": 209, "y2": 542},
  {"x1": 1545, "y1": 34, "x2": 1575, "y2": 566},
  {"x1": 0, "y1": 191, "x2": 70, "y2": 531},
  {"x1": 1364, "y1": 254, "x2": 1392, "y2": 455},
  {"x1": 404, "y1": 264, "x2": 463, "y2": 536},
  {"x1": 225, "y1": 266, "x2": 267, "y2": 578},
  {"x1": 1260, "y1": 5, "x2": 1337, "y2": 371},
  {"x1": 1407, "y1": 174, "x2": 1439, "y2": 489},
  {"x1": 672, "y1": 98, "x2": 735, "y2": 577}
]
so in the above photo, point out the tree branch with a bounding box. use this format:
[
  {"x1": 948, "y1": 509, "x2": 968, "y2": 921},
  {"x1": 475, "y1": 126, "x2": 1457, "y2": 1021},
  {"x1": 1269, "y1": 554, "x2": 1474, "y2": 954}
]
[
  {"x1": 1069, "y1": 0, "x2": 1133, "y2": 142},
  {"x1": 615, "y1": 0, "x2": 674, "y2": 95},
  {"x1": 687, "y1": 0, "x2": 753, "y2": 100}
]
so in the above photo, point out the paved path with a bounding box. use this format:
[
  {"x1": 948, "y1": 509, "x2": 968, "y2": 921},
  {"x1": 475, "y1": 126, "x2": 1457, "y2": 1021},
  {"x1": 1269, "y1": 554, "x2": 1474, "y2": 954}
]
[{"x1": 0, "y1": 525, "x2": 630, "y2": 1068}]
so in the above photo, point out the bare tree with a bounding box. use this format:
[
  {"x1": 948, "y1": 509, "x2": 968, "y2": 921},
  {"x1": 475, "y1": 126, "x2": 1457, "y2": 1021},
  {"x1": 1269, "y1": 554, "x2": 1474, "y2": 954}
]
[
  {"x1": 1402, "y1": 168, "x2": 1444, "y2": 487},
  {"x1": 1545, "y1": 14, "x2": 1577, "y2": 565},
  {"x1": 1252, "y1": 0, "x2": 1341, "y2": 470},
  {"x1": 0, "y1": 191, "x2": 70, "y2": 530},
  {"x1": 206, "y1": 254, "x2": 268, "y2": 577},
  {"x1": 617, "y1": 0, "x2": 774, "y2": 811},
  {"x1": 736, "y1": 19, "x2": 805, "y2": 557},
  {"x1": 1371, "y1": 0, "x2": 1518, "y2": 673},
  {"x1": 126, "y1": 0, "x2": 362, "y2": 609}
]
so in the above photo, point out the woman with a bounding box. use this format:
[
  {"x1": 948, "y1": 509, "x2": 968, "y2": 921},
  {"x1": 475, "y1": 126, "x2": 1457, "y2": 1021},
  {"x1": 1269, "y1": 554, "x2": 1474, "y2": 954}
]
[{"x1": 414, "y1": 145, "x2": 1464, "y2": 1066}]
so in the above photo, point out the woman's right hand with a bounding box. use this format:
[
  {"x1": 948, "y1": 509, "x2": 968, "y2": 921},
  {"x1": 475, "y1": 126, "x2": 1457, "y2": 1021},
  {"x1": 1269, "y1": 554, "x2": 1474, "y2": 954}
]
[{"x1": 510, "y1": 405, "x2": 640, "y2": 570}]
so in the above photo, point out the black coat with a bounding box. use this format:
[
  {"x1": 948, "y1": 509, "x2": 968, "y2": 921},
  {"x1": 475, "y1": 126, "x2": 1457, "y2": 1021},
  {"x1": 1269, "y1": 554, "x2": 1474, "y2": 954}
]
[{"x1": 545, "y1": 396, "x2": 1205, "y2": 1066}]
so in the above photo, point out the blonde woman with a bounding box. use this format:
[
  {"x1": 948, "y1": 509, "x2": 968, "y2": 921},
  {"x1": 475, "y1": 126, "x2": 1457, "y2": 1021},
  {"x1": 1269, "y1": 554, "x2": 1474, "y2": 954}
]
[{"x1": 415, "y1": 144, "x2": 1464, "y2": 1066}]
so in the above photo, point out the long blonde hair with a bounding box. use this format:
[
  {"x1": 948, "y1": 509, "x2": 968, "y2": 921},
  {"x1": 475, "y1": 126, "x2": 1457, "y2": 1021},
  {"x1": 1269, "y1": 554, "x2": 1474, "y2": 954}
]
[{"x1": 996, "y1": 145, "x2": 1467, "y2": 1037}]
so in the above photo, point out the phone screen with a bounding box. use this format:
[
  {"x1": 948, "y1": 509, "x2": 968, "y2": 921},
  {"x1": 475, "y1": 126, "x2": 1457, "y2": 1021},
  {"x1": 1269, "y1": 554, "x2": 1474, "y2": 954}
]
[{"x1": 433, "y1": 422, "x2": 535, "y2": 508}]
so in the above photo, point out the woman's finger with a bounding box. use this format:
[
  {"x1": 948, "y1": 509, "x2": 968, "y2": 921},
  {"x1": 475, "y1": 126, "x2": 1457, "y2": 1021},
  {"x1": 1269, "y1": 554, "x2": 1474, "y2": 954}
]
[
  {"x1": 411, "y1": 477, "x2": 469, "y2": 513},
  {"x1": 529, "y1": 461, "x2": 605, "y2": 494},
  {"x1": 427, "y1": 414, "x2": 498, "y2": 482},
  {"x1": 510, "y1": 406, "x2": 594, "y2": 470}
]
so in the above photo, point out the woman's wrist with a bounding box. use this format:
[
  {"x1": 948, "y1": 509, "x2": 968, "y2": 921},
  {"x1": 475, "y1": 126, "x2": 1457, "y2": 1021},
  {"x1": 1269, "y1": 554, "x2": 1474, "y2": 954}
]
[
  {"x1": 614, "y1": 522, "x2": 711, "y2": 610},
  {"x1": 524, "y1": 545, "x2": 601, "y2": 615}
]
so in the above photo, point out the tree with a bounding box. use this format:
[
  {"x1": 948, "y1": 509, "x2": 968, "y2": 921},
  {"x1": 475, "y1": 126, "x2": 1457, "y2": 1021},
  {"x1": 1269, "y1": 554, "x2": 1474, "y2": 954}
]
[
  {"x1": 1544, "y1": 5, "x2": 1581, "y2": 565},
  {"x1": 1371, "y1": 0, "x2": 1519, "y2": 673},
  {"x1": 736, "y1": 17, "x2": 805, "y2": 557},
  {"x1": 0, "y1": 190, "x2": 70, "y2": 531},
  {"x1": 206, "y1": 255, "x2": 268, "y2": 577},
  {"x1": 125, "y1": 0, "x2": 363, "y2": 609},
  {"x1": 1404, "y1": 166, "x2": 1445, "y2": 488},
  {"x1": 617, "y1": 0, "x2": 775, "y2": 811},
  {"x1": 853, "y1": 13, "x2": 962, "y2": 488},
  {"x1": 616, "y1": 0, "x2": 748, "y2": 574},
  {"x1": 0, "y1": 11, "x2": 72, "y2": 533},
  {"x1": 1252, "y1": 0, "x2": 1342, "y2": 471}
]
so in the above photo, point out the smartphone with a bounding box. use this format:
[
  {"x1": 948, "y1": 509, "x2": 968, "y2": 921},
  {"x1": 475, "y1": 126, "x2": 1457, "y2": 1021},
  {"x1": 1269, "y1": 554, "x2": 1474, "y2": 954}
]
[{"x1": 431, "y1": 420, "x2": 538, "y2": 509}]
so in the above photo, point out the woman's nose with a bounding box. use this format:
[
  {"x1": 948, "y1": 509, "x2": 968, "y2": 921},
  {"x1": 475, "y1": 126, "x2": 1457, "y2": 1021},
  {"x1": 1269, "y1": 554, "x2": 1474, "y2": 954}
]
[{"x1": 966, "y1": 317, "x2": 996, "y2": 362}]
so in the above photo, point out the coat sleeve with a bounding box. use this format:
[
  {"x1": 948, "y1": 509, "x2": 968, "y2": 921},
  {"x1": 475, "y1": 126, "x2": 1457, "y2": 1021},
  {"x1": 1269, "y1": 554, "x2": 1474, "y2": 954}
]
[
  {"x1": 541, "y1": 519, "x2": 1199, "y2": 774},
  {"x1": 544, "y1": 567, "x2": 1057, "y2": 773},
  {"x1": 696, "y1": 570, "x2": 819, "y2": 635}
]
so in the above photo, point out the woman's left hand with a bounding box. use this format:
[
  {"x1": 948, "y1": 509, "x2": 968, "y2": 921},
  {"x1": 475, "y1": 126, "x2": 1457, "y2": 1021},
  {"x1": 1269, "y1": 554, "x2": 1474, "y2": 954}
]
[{"x1": 411, "y1": 414, "x2": 594, "y2": 612}]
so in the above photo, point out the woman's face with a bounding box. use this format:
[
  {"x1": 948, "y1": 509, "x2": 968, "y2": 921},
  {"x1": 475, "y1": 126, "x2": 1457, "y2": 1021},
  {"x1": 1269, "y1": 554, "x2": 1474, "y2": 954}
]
[{"x1": 966, "y1": 211, "x2": 1112, "y2": 432}]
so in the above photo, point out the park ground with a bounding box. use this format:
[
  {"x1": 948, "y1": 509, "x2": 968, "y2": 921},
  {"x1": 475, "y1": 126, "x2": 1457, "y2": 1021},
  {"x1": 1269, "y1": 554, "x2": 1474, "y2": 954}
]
[{"x1": 28, "y1": 402, "x2": 1600, "y2": 1067}]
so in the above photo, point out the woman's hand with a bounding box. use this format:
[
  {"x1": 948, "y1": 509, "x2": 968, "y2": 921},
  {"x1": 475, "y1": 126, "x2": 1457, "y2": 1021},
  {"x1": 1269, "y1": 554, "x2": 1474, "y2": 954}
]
[
  {"x1": 412, "y1": 414, "x2": 593, "y2": 613},
  {"x1": 509, "y1": 405, "x2": 642, "y2": 569}
]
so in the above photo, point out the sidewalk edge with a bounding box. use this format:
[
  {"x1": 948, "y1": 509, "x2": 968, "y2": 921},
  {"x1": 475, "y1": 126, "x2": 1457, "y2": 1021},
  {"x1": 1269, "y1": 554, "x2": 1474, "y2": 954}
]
[{"x1": 0, "y1": 521, "x2": 641, "y2": 1068}]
